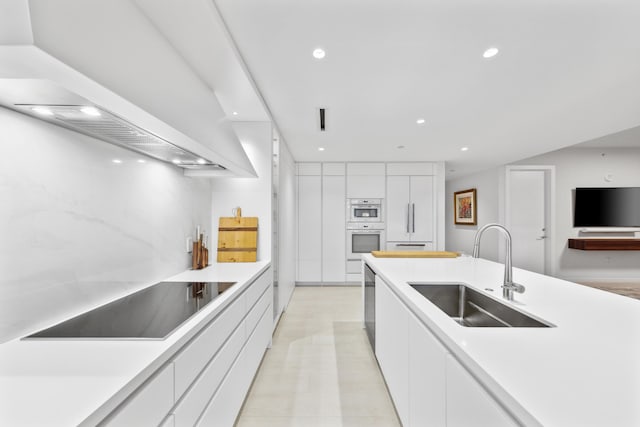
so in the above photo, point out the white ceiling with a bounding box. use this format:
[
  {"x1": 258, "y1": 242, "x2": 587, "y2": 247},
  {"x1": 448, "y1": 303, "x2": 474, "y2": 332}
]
[{"x1": 213, "y1": 0, "x2": 640, "y2": 177}]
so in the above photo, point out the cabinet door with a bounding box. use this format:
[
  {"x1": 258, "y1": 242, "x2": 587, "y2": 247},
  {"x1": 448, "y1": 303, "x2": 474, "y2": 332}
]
[
  {"x1": 297, "y1": 175, "x2": 321, "y2": 281},
  {"x1": 322, "y1": 175, "x2": 346, "y2": 282},
  {"x1": 346, "y1": 175, "x2": 385, "y2": 198},
  {"x1": 386, "y1": 176, "x2": 411, "y2": 241},
  {"x1": 445, "y1": 355, "x2": 517, "y2": 427},
  {"x1": 408, "y1": 314, "x2": 446, "y2": 427},
  {"x1": 375, "y1": 276, "x2": 409, "y2": 426},
  {"x1": 410, "y1": 176, "x2": 434, "y2": 242}
]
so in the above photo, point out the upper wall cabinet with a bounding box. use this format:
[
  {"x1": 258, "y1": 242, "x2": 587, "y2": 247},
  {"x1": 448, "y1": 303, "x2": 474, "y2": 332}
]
[{"x1": 346, "y1": 163, "x2": 385, "y2": 199}]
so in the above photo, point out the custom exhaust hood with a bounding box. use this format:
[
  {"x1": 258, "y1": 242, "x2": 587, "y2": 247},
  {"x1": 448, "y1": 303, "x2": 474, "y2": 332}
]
[{"x1": 0, "y1": 0, "x2": 257, "y2": 177}]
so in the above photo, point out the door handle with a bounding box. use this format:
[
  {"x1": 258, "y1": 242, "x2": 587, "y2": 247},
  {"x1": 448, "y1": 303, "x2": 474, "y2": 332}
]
[
  {"x1": 396, "y1": 243, "x2": 426, "y2": 247},
  {"x1": 412, "y1": 203, "x2": 415, "y2": 233},
  {"x1": 536, "y1": 236, "x2": 547, "y2": 240},
  {"x1": 406, "y1": 203, "x2": 410, "y2": 233}
]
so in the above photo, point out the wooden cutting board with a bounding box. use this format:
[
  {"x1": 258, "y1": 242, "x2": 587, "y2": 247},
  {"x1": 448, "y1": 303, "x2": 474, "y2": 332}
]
[
  {"x1": 371, "y1": 250, "x2": 460, "y2": 258},
  {"x1": 217, "y1": 208, "x2": 258, "y2": 262}
]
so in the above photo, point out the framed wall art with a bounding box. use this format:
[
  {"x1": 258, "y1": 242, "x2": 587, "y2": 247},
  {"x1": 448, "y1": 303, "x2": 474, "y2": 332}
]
[{"x1": 454, "y1": 188, "x2": 477, "y2": 225}]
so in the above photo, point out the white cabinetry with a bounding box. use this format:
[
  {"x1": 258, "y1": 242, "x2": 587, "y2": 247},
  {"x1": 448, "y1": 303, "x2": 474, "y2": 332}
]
[
  {"x1": 104, "y1": 362, "x2": 175, "y2": 427},
  {"x1": 408, "y1": 312, "x2": 447, "y2": 426},
  {"x1": 445, "y1": 355, "x2": 517, "y2": 427},
  {"x1": 297, "y1": 164, "x2": 322, "y2": 282},
  {"x1": 375, "y1": 274, "x2": 517, "y2": 427},
  {"x1": 297, "y1": 163, "x2": 347, "y2": 284},
  {"x1": 322, "y1": 165, "x2": 346, "y2": 283},
  {"x1": 103, "y1": 268, "x2": 273, "y2": 427},
  {"x1": 375, "y1": 275, "x2": 409, "y2": 426},
  {"x1": 386, "y1": 172, "x2": 434, "y2": 249},
  {"x1": 346, "y1": 163, "x2": 385, "y2": 199}
]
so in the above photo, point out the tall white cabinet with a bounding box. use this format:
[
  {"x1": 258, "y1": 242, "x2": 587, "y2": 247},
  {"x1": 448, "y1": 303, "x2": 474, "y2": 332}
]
[
  {"x1": 297, "y1": 164, "x2": 322, "y2": 282},
  {"x1": 322, "y1": 164, "x2": 346, "y2": 282},
  {"x1": 296, "y1": 163, "x2": 346, "y2": 284}
]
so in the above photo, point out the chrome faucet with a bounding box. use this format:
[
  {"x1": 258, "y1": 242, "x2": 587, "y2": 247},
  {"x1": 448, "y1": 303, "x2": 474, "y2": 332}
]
[{"x1": 472, "y1": 223, "x2": 525, "y2": 301}]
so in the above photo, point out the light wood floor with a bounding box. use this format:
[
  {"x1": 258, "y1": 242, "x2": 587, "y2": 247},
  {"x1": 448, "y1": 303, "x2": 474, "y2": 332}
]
[
  {"x1": 235, "y1": 287, "x2": 401, "y2": 427},
  {"x1": 577, "y1": 282, "x2": 640, "y2": 300}
]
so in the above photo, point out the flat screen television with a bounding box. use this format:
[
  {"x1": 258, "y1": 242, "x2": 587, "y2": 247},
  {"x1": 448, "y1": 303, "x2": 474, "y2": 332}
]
[{"x1": 574, "y1": 187, "x2": 640, "y2": 227}]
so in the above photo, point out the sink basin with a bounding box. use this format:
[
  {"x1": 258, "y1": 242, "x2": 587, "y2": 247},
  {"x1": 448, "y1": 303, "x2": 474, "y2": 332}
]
[{"x1": 408, "y1": 283, "x2": 552, "y2": 328}]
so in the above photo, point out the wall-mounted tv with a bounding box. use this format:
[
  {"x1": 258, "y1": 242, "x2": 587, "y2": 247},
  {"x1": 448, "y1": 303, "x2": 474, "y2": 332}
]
[{"x1": 574, "y1": 187, "x2": 640, "y2": 227}]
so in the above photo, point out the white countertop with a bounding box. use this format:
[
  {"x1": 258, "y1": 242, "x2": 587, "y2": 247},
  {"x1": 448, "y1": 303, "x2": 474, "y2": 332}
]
[
  {"x1": 0, "y1": 261, "x2": 270, "y2": 427},
  {"x1": 363, "y1": 254, "x2": 640, "y2": 427}
]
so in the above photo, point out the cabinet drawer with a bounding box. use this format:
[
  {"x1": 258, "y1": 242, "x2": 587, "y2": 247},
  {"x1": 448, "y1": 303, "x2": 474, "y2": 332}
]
[
  {"x1": 245, "y1": 270, "x2": 271, "y2": 312},
  {"x1": 245, "y1": 285, "x2": 272, "y2": 337},
  {"x1": 172, "y1": 320, "x2": 246, "y2": 427},
  {"x1": 103, "y1": 362, "x2": 174, "y2": 427},
  {"x1": 173, "y1": 294, "x2": 245, "y2": 398},
  {"x1": 197, "y1": 304, "x2": 272, "y2": 427}
]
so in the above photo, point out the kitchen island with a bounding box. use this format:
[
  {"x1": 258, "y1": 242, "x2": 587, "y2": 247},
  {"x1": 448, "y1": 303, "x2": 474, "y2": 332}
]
[
  {"x1": 0, "y1": 261, "x2": 271, "y2": 426},
  {"x1": 363, "y1": 254, "x2": 640, "y2": 427}
]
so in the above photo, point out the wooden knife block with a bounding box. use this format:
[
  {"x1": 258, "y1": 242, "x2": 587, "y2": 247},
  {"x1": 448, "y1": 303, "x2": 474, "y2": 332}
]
[{"x1": 192, "y1": 238, "x2": 208, "y2": 270}]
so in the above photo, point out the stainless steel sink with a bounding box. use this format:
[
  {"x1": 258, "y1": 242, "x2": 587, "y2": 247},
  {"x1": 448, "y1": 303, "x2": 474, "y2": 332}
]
[{"x1": 408, "y1": 283, "x2": 552, "y2": 328}]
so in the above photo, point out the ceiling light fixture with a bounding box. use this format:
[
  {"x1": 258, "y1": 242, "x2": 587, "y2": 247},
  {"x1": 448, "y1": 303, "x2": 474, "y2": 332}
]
[
  {"x1": 112, "y1": 159, "x2": 122, "y2": 164},
  {"x1": 137, "y1": 159, "x2": 146, "y2": 163},
  {"x1": 80, "y1": 106, "x2": 101, "y2": 117},
  {"x1": 397, "y1": 145, "x2": 405, "y2": 149},
  {"x1": 313, "y1": 48, "x2": 326, "y2": 59},
  {"x1": 197, "y1": 158, "x2": 207, "y2": 164},
  {"x1": 318, "y1": 147, "x2": 325, "y2": 151},
  {"x1": 172, "y1": 159, "x2": 181, "y2": 164},
  {"x1": 461, "y1": 147, "x2": 469, "y2": 151},
  {"x1": 483, "y1": 47, "x2": 499, "y2": 58},
  {"x1": 232, "y1": 111, "x2": 238, "y2": 116},
  {"x1": 416, "y1": 118, "x2": 426, "y2": 125},
  {"x1": 31, "y1": 106, "x2": 54, "y2": 116}
]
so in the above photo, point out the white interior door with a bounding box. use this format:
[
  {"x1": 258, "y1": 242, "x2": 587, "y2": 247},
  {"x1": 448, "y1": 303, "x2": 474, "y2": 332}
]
[{"x1": 507, "y1": 169, "x2": 547, "y2": 274}]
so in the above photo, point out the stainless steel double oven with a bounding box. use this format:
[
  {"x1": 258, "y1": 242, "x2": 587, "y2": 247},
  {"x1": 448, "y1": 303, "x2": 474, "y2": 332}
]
[{"x1": 346, "y1": 198, "x2": 385, "y2": 259}]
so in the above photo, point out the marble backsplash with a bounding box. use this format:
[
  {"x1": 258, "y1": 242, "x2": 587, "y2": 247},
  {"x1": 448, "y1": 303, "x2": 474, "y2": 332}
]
[{"x1": 0, "y1": 107, "x2": 212, "y2": 343}]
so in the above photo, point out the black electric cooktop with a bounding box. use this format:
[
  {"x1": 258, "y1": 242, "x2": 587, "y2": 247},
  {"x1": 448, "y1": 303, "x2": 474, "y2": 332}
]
[{"x1": 26, "y1": 281, "x2": 236, "y2": 340}]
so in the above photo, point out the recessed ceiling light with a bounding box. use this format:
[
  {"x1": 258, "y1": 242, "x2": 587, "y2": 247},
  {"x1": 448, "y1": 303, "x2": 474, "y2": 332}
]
[
  {"x1": 112, "y1": 159, "x2": 122, "y2": 164},
  {"x1": 483, "y1": 47, "x2": 499, "y2": 58},
  {"x1": 172, "y1": 159, "x2": 181, "y2": 164},
  {"x1": 461, "y1": 147, "x2": 469, "y2": 152},
  {"x1": 197, "y1": 158, "x2": 206, "y2": 164},
  {"x1": 313, "y1": 48, "x2": 326, "y2": 59},
  {"x1": 32, "y1": 106, "x2": 54, "y2": 116},
  {"x1": 416, "y1": 118, "x2": 426, "y2": 125},
  {"x1": 397, "y1": 145, "x2": 405, "y2": 149},
  {"x1": 318, "y1": 147, "x2": 325, "y2": 151},
  {"x1": 80, "y1": 106, "x2": 101, "y2": 117},
  {"x1": 232, "y1": 111, "x2": 238, "y2": 116},
  {"x1": 137, "y1": 159, "x2": 146, "y2": 163}
]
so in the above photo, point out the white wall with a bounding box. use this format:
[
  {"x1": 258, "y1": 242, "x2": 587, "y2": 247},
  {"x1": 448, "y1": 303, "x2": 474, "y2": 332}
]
[
  {"x1": 514, "y1": 146, "x2": 640, "y2": 282},
  {"x1": 0, "y1": 107, "x2": 212, "y2": 343},
  {"x1": 445, "y1": 168, "x2": 502, "y2": 261},
  {"x1": 445, "y1": 145, "x2": 640, "y2": 282},
  {"x1": 210, "y1": 122, "x2": 272, "y2": 261}
]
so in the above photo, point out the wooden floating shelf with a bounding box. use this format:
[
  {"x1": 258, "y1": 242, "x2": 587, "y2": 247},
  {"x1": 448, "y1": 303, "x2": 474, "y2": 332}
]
[{"x1": 568, "y1": 238, "x2": 640, "y2": 251}]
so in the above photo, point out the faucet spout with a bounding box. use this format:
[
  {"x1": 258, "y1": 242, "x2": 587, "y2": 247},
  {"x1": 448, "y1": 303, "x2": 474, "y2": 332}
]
[{"x1": 472, "y1": 223, "x2": 525, "y2": 301}]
